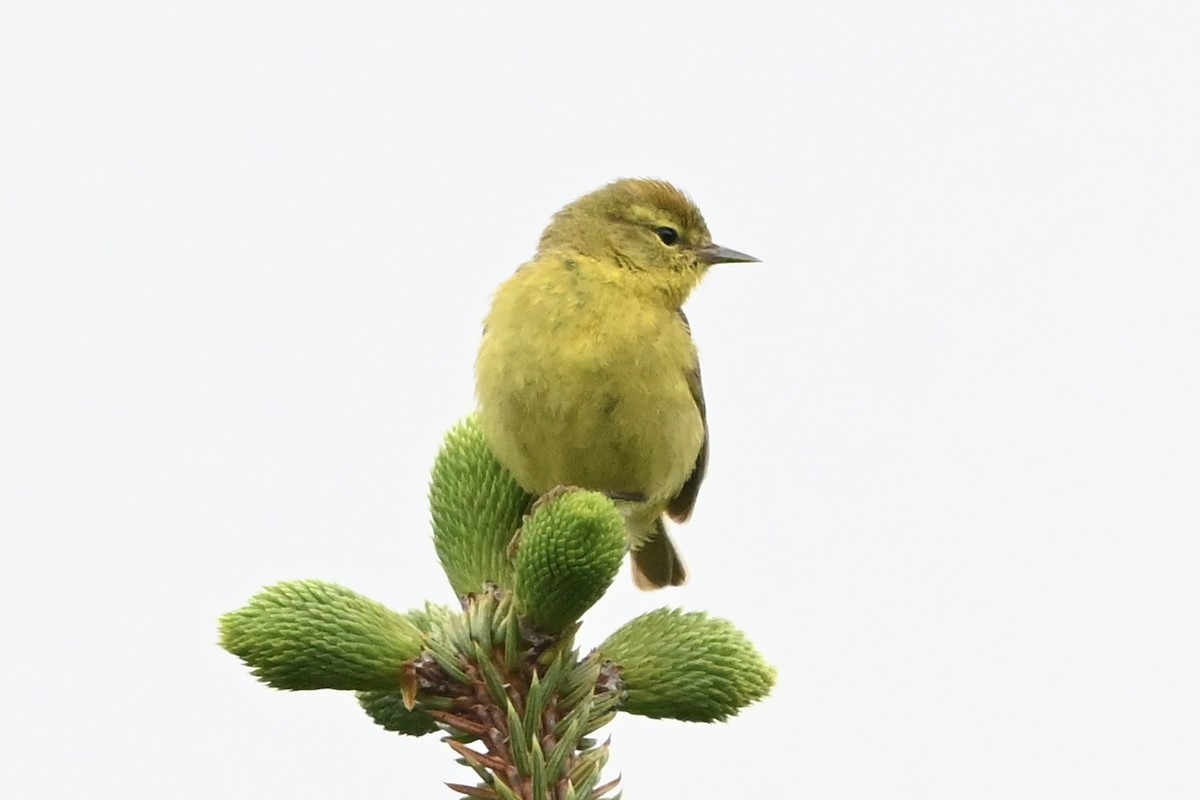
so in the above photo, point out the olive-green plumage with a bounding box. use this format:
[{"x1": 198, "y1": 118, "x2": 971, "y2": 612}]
[{"x1": 475, "y1": 179, "x2": 756, "y2": 589}]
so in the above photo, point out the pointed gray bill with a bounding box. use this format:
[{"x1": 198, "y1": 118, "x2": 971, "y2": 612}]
[{"x1": 697, "y1": 243, "x2": 760, "y2": 264}]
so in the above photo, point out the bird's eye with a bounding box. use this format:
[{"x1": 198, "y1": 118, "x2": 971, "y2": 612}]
[{"x1": 655, "y1": 227, "x2": 679, "y2": 245}]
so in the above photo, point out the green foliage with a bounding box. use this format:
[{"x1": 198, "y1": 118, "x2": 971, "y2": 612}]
[
  {"x1": 515, "y1": 488, "x2": 627, "y2": 633},
  {"x1": 221, "y1": 416, "x2": 776, "y2": 797},
  {"x1": 596, "y1": 608, "x2": 776, "y2": 722},
  {"x1": 429, "y1": 415, "x2": 534, "y2": 596},
  {"x1": 219, "y1": 580, "x2": 424, "y2": 691},
  {"x1": 357, "y1": 690, "x2": 439, "y2": 736}
]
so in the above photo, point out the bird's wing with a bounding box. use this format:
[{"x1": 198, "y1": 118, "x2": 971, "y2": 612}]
[{"x1": 667, "y1": 310, "x2": 708, "y2": 523}]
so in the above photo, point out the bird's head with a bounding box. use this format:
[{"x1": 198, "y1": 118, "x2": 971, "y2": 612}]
[{"x1": 537, "y1": 178, "x2": 757, "y2": 306}]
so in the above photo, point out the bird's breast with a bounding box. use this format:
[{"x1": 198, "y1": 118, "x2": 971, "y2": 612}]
[{"x1": 477, "y1": 269, "x2": 703, "y2": 503}]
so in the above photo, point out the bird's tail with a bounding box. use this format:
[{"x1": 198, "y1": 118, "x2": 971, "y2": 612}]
[{"x1": 631, "y1": 517, "x2": 687, "y2": 590}]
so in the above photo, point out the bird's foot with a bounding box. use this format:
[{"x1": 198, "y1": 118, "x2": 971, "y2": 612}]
[
  {"x1": 508, "y1": 485, "x2": 582, "y2": 560},
  {"x1": 604, "y1": 490, "x2": 647, "y2": 504}
]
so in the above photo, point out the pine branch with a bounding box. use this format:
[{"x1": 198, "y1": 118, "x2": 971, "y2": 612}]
[{"x1": 220, "y1": 416, "x2": 775, "y2": 796}]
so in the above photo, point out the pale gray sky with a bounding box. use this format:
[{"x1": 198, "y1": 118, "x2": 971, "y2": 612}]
[{"x1": 3, "y1": 2, "x2": 1198, "y2": 798}]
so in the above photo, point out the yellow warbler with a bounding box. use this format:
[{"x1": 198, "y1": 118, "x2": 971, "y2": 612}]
[{"x1": 475, "y1": 179, "x2": 756, "y2": 589}]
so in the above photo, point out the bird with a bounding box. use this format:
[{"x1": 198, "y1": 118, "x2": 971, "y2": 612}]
[{"x1": 475, "y1": 178, "x2": 757, "y2": 589}]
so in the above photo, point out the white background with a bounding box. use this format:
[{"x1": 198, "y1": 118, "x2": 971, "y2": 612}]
[{"x1": 3, "y1": 2, "x2": 1198, "y2": 798}]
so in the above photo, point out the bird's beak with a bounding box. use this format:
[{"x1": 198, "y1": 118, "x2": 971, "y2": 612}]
[{"x1": 697, "y1": 243, "x2": 760, "y2": 265}]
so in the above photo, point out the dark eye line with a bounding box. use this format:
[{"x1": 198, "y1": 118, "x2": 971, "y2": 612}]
[{"x1": 655, "y1": 226, "x2": 679, "y2": 246}]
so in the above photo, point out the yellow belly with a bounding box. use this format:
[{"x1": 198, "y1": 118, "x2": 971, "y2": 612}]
[{"x1": 476, "y1": 259, "x2": 704, "y2": 511}]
